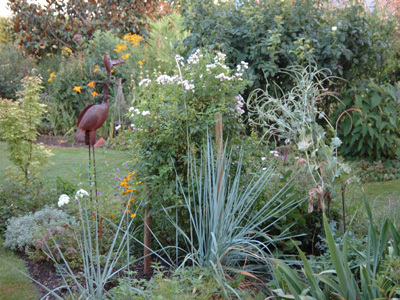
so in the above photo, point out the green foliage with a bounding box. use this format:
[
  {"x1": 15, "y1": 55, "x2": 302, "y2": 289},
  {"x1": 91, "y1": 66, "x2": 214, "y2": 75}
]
[
  {"x1": 336, "y1": 82, "x2": 400, "y2": 161},
  {"x1": 4, "y1": 206, "x2": 75, "y2": 251},
  {"x1": 0, "y1": 17, "x2": 15, "y2": 45},
  {"x1": 181, "y1": 0, "x2": 399, "y2": 94},
  {"x1": 354, "y1": 160, "x2": 400, "y2": 183},
  {"x1": 0, "y1": 44, "x2": 35, "y2": 100},
  {"x1": 271, "y1": 199, "x2": 400, "y2": 300},
  {"x1": 247, "y1": 64, "x2": 351, "y2": 213},
  {"x1": 126, "y1": 49, "x2": 248, "y2": 210},
  {"x1": 167, "y1": 136, "x2": 303, "y2": 297},
  {"x1": 0, "y1": 76, "x2": 53, "y2": 181},
  {"x1": 8, "y1": 0, "x2": 161, "y2": 56},
  {"x1": 111, "y1": 266, "x2": 259, "y2": 299}
]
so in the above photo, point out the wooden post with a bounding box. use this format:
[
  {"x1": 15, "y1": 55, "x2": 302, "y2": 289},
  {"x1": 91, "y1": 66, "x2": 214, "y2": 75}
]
[
  {"x1": 143, "y1": 203, "x2": 152, "y2": 276},
  {"x1": 214, "y1": 113, "x2": 223, "y2": 198}
]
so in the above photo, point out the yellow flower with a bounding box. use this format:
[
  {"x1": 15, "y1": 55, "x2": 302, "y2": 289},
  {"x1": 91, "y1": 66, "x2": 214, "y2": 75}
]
[
  {"x1": 48, "y1": 72, "x2": 56, "y2": 82},
  {"x1": 121, "y1": 53, "x2": 130, "y2": 60},
  {"x1": 87, "y1": 81, "x2": 95, "y2": 88},
  {"x1": 91, "y1": 91, "x2": 98, "y2": 97},
  {"x1": 120, "y1": 182, "x2": 128, "y2": 186},
  {"x1": 126, "y1": 209, "x2": 130, "y2": 213},
  {"x1": 130, "y1": 213, "x2": 136, "y2": 218},
  {"x1": 138, "y1": 61, "x2": 143, "y2": 66},
  {"x1": 114, "y1": 44, "x2": 126, "y2": 53},
  {"x1": 47, "y1": 69, "x2": 50, "y2": 72},
  {"x1": 129, "y1": 198, "x2": 134, "y2": 202},
  {"x1": 93, "y1": 66, "x2": 98, "y2": 73},
  {"x1": 73, "y1": 86, "x2": 82, "y2": 93},
  {"x1": 111, "y1": 69, "x2": 114, "y2": 73}
]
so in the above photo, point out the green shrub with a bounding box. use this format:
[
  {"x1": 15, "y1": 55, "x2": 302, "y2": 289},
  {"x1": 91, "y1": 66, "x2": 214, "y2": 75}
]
[
  {"x1": 181, "y1": 0, "x2": 398, "y2": 96},
  {"x1": 4, "y1": 206, "x2": 75, "y2": 251},
  {"x1": 354, "y1": 160, "x2": 400, "y2": 182},
  {"x1": 0, "y1": 44, "x2": 35, "y2": 100},
  {"x1": 0, "y1": 76, "x2": 53, "y2": 182},
  {"x1": 336, "y1": 82, "x2": 400, "y2": 161},
  {"x1": 111, "y1": 266, "x2": 260, "y2": 299}
]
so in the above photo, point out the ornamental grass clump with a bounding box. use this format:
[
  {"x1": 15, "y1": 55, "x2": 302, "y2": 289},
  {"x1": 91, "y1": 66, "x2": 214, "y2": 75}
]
[{"x1": 167, "y1": 136, "x2": 304, "y2": 297}]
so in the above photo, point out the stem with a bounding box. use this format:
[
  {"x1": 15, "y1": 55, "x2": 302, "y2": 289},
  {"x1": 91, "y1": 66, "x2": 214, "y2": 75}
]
[{"x1": 341, "y1": 182, "x2": 346, "y2": 233}]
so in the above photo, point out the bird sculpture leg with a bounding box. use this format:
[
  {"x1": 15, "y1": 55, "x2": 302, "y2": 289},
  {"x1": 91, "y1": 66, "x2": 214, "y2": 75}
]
[
  {"x1": 87, "y1": 133, "x2": 93, "y2": 202},
  {"x1": 92, "y1": 142, "x2": 98, "y2": 202}
]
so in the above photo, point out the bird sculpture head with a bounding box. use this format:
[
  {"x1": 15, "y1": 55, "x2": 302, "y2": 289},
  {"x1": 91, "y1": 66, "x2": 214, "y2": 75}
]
[{"x1": 104, "y1": 54, "x2": 125, "y2": 73}]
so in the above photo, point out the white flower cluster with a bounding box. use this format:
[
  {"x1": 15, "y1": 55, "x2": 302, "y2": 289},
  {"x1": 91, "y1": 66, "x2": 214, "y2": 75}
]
[
  {"x1": 187, "y1": 49, "x2": 203, "y2": 65},
  {"x1": 235, "y1": 94, "x2": 245, "y2": 115},
  {"x1": 58, "y1": 194, "x2": 70, "y2": 207},
  {"x1": 177, "y1": 79, "x2": 195, "y2": 92},
  {"x1": 139, "y1": 78, "x2": 152, "y2": 87},
  {"x1": 175, "y1": 54, "x2": 184, "y2": 66},
  {"x1": 215, "y1": 73, "x2": 231, "y2": 81},
  {"x1": 129, "y1": 107, "x2": 150, "y2": 117},
  {"x1": 156, "y1": 74, "x2": 178, "y2": 85}
]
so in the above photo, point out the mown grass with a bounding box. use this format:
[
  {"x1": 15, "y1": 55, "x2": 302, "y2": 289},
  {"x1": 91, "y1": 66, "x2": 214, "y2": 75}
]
[
  {"x1": 0, "y1": 236, "x2": 38, "y2": 300},
  {"x1": 0, "y1": 141, "x2": 131, "y2": 187}
]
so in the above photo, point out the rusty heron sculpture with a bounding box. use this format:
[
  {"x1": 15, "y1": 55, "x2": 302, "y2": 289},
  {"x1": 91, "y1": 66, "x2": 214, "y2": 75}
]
[{"x1": 75, "y1": 54, "x2": 125, "y2": 200}]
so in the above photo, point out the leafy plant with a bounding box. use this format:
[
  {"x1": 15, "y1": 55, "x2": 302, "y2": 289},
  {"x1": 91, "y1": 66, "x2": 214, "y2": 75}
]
[
  {"x1": 271, "y1": 198, "x2": 400, "y2": 300},
  {"x1": 247, "y1": 64, "x2": 350, "y2": 214},
  {"x1": 336, "y1": 82, "x2": 400, "y2": 161},
  {"x1": 167, "y1": 135, "x2": 303, "y2": 297},
  {"x1": 7, "y1": 0, "x2": 162, "y2": 56},
  {"x1": 4, "y1": 206, "x2": 76, "y2": 251},
  {"x1": 0, "y1": 44, "x2": 35, "y2": 100},
  {"x1": 0, "y1": 76, "x2": 53, "y2": 182}
]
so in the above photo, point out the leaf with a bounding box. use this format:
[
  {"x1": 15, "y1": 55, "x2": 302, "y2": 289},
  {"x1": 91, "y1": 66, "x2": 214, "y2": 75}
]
[
  {"x1": 355, "y1": 94, "x2": 363, "y2": 108},
  {"x1": 370, "y1": 93, "x2": 382, "y2": 109}
]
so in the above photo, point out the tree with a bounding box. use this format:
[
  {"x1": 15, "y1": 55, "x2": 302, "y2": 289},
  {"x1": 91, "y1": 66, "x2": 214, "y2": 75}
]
[{"x1": 8, "y1": 0, "x2": 161, "y2": 55}]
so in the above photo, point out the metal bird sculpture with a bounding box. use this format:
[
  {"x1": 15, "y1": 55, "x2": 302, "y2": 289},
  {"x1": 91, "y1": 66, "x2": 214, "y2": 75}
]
[{"x1": 75, "y1": 54, "x2": 125, "y2": 201}]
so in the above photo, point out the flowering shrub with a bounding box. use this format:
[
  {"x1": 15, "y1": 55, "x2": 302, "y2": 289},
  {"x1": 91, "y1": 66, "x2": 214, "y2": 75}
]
[{"x1": 125, "y1": 50, "x2": 248, "y2": 211}]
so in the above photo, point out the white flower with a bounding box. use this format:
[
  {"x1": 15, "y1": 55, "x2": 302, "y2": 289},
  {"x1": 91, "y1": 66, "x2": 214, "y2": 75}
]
[
  {"x1": 115, "y1": 124, "x2": 121, "y2": 131},
  {"x1": 215, "y1": 73, "x2": 231, "y2": 81},
  {"x1": 58, "y1": 194, "x2": 70, "y2": 207},
  {"x1": 156, "y1": 75, "x2": 178, "y2": 85},
  {"x1": 261, "y1": 157, "x2": 266, "y2": 161},
  {"x1": 142, "y1": 110, "x2": 150, "y2": 116},
  {"x1": 331, "y1": 136, "x2": 342, "y2": 148},
  {"x1": 332, "y1": 26, "x2": 337, "y2": 31},
  {"x1": 76, "y1": 189, "x2": 89, "y2": 198},
  {"x1": 285, "y1": 138, "x2": 291, "y2": 144},
  {"x1": 138, "y1": 78, "x2": 151, "y2": 87},
  {"x1": 135, "y1": 108, "x2": 141, "y2": 114},
  {"x1": 130, "y1": 123, "x2": 136, "y2": 129}
]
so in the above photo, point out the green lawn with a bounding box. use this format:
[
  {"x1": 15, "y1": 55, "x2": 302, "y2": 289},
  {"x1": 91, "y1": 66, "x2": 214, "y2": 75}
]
[
  {"x1": 0, "y1": 141, "x2": 132, "y2": 187},
  {"x1": 0, "y1": 237, "x2": 39, "y2": 300}
]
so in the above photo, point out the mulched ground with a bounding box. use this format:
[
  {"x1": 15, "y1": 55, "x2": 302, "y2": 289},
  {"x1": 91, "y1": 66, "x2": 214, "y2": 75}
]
[{"x1": 36, "y1": 135, "x2": 87, "y2": 149}]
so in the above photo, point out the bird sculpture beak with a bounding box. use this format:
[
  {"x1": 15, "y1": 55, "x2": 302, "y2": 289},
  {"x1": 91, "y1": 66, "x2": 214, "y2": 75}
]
[{"x1": 104, "y1": 54, "x2": 125, "y2": 72}]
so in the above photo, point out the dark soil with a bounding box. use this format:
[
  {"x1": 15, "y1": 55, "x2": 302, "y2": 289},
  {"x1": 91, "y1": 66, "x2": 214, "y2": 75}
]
[
  {"x1": 18, "y1": 252, "x2": 156, "y2": 299},
  {"x1": 36, "y1": 135, "x2": 86, "y2": 149}
]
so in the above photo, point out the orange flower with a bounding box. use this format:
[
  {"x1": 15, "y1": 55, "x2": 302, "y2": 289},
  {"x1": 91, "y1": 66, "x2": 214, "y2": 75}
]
[
  {"x1": 88, "y1": 81, "x2": 95, "y2": 88},
  {"x1": 73, "y1": 86, "x2": 82, "y2": 93},
  {"x1": 111, "y1": 69, "x2": 114, "y2": 73},
  {"x1": 91, "y1": 91, "x2": 98, "y2": 97},
  {"x1": 130, "y1": 213, "x2": 136, "y2": 218},
  {"x1": 138, "y1": 61, "x2": 143, "y2": 66},
  {"x1": 129, "y1": 198, "x2": 134, "y2": 202},
  {"x1": 109, "y1": 214, "x2": 114, "y2": 218},
  {"x1": 126, "y1": 209, "x2": 131, "y2": 213},
  {"x1": 122, "y1": 53, "x2": 130, "y2": 60},
  {"x1": 93, "y1": 66, "x2": 99, "y2": 73}
]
